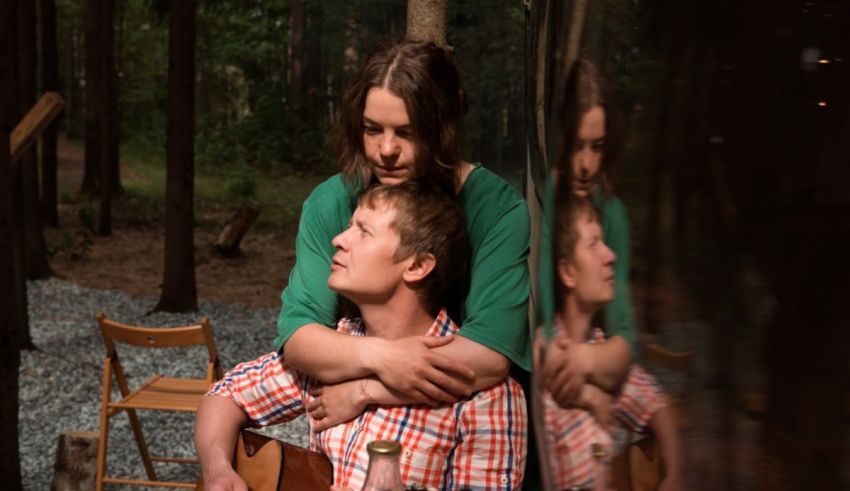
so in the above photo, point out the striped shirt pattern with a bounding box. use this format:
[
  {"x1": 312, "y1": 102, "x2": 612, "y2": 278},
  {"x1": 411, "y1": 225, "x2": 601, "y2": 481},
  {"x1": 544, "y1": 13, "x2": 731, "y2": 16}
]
[
  {"x1": 209, "y1": 309, "x2": 527, "y2": 490},
  {"x1": 543, "y1": 328, "x2": 667, "y2": 490}
]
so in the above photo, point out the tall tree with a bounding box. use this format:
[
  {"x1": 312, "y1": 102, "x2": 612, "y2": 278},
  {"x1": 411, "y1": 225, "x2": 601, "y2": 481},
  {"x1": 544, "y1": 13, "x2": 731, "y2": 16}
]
[
  {"x1": 18, "y1": 0, "x2": 51, "y2": 279},
  {"x1": 81, "y1": 0, "x2": 120, "y2": 200},
  {"x1": 155, "y1": 0, "x2": 197, "y2": 312},
  {"x1": 81, "y1": 0, "x2": 101, "y2": 195},
  {"x1": 97, "y1": 0, "x2": 116, "y2": 236},
  {"x1": 40, "y1": 0, "x2": 59, "y2": 227},
  {"x1": 288, "y1": 0, "x2": 304, "y2": 112},
  {"x1": 406, "y1": 0, "x2": 447, "y2": 47},
  {"x1": 0, "y1": 0, "x2": 24, "y2": 487}
]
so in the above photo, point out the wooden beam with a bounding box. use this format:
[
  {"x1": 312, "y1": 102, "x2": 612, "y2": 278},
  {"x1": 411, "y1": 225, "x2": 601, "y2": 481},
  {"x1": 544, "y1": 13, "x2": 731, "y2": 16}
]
[{"x1": 10, "y1": 91, "x2": 64, "y2": 165}]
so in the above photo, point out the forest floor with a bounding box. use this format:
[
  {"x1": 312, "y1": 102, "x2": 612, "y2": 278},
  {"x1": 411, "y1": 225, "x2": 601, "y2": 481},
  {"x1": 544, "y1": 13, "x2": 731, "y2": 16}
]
[{"x1": 46, "y1": 135, "x2": 327, "y2": 309}]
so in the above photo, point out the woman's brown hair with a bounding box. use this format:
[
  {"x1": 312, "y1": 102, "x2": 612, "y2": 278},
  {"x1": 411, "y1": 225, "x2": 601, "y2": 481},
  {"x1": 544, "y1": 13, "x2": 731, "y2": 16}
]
[
  {"x1": 331, "y1": 40, "x2": 468, "y2": 195},
  {"x1": 555, "y1": 58, "x2": 621, "y2": 199}
]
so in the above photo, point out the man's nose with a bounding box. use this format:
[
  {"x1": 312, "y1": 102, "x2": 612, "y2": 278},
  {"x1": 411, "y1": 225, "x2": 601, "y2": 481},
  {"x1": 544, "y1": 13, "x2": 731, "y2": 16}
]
[
  {"x1": 331, "y1": 230, "x2": 349, "y2": 250},
  {"x1": 603, "y1": 243, "x2": 616, "y2": 264}
]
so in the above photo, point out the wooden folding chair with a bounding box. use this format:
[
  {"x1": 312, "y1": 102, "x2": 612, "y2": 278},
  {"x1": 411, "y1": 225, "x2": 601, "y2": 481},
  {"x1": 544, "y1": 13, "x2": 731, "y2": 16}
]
[{"x1": 95, "y1": 312, "x2": 223, "y2": 490}]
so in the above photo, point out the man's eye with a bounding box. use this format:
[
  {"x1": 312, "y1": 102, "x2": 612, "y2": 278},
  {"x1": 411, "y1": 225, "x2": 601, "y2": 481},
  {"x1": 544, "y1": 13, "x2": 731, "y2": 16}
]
[{"x1": 591, "y1": 141, "x2": 605, "y2": 153}]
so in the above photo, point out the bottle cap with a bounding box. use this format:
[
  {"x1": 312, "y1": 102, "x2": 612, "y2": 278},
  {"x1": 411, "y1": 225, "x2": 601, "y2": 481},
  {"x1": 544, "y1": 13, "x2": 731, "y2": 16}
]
[{"x1": 367, "y1": 440, "x2": 402, "y2": 456}]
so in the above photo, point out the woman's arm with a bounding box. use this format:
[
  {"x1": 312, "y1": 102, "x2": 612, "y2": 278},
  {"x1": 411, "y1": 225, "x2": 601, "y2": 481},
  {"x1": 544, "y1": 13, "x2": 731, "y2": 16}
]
[
  {"x1": 284, "y1": 323, "x2": 476, "y2": 401},
  {"x1": 541, "y1": 335, "x2": 631, "y2": 406}
]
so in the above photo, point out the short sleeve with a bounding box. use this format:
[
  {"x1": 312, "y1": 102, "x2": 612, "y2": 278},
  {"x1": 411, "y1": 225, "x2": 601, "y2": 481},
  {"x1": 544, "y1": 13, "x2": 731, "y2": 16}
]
[
  {"x1": 459, "y1": 169, "x2": 532, "y2": 371},
  {"x1": 614, "y1": 364, "x2": 668, "y2": 434},
  {"x1": 208, "y1": 352, "x2": 306, "y2": 426},
  {"x1": 274, "y1": 176, "x2": 354, "y2": 351}
]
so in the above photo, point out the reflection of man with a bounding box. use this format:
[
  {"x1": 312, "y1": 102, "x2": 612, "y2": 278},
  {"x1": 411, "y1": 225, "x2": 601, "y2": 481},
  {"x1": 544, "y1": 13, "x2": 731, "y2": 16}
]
[
  {"x1": 541, "y1": 197, "x2": 682, "y2": 491},
  {"x1": 195, "y1": 183, "x2": 527, "y2": 491}
]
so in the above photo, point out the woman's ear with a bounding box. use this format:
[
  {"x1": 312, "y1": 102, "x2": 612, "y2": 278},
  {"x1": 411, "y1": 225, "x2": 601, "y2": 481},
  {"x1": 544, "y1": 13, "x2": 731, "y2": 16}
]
[
  {"x1": 558, "y1": 259, "x2": 577, "y2": 289},
  {"x1": 403, "y1": 253, "x2": 436, "y2": 283}
]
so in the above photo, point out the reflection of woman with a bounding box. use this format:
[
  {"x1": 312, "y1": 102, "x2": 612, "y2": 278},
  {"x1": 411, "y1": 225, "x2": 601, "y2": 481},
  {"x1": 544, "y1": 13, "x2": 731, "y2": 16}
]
[
  {"x1": 274, "y1": 41, "x2": 530, "y2": 425},
  {"x1": 542, "y1": 59, "x2": 636, "y2": 411}
]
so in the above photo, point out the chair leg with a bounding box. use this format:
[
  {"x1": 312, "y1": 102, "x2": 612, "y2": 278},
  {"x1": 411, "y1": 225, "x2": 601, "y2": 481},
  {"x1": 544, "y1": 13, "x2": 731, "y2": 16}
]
[
  {"x1": 125, "y1": 408, "x2": 158, "y2": 480},
  {"x1": 97, "y1": 361, "x2": 112, "y2": 491}
]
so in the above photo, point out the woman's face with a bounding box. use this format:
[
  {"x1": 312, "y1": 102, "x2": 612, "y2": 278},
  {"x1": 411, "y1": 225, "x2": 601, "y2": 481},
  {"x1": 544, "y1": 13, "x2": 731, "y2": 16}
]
[
  {"x1": 571, "y1": 105, "x2": 606, "y2": 197},
  {"x1": 362, "y1": 87, "x2": 417, "y2": 185}
]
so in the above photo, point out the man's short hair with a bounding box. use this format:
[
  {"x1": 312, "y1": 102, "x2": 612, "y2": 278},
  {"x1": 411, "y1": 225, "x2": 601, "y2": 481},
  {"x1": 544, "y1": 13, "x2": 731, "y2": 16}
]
[
  {"x1": 358, "y1": 182, "x2": 470, "y2": 319},
  {"x1": 553, "y1": 195, "x2": 601, "y2": 309}
]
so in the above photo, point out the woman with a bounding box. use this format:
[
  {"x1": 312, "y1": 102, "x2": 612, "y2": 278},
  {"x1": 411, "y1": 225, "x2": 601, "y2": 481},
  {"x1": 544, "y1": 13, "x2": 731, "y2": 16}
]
[{"x1": 275, "y1": 40, "x2": 530, "y2": 425}]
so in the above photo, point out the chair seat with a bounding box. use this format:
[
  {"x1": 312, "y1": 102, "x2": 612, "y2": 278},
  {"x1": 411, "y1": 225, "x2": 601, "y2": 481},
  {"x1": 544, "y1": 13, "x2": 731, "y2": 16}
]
[{"x1": 111, "y1": 376, "x2": 213, "y2": 412}]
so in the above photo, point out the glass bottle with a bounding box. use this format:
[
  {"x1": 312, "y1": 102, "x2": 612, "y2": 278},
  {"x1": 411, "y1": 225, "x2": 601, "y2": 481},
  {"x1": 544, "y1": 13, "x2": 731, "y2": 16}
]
[{"x1": 361, "y1": 440, "x2": 404, "y2": 491}]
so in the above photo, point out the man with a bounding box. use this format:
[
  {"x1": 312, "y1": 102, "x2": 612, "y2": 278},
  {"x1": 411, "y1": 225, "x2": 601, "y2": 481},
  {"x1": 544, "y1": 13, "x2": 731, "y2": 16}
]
[
  {"x1": 541, "y1": 196, "x2": 682, "y2": 490},
  {"x1": 196, "y1": 182, "x2": 527, "y2": 490}
]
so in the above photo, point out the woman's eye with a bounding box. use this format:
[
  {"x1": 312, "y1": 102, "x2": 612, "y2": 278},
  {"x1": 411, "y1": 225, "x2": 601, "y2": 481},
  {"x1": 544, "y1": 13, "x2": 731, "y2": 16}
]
[
  {"x1": 364, "y1": 126, "x2": 381, "y2": 135},
  {"x1": 591, "y1": 141, "x2": 605, "y2": 153},
  {"x1": 396, "y1": 130, "x2": 411, "y2": 139}
]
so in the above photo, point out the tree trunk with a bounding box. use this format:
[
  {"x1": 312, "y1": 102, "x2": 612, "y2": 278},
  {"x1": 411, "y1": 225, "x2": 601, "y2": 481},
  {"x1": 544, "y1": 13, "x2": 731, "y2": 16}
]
[
  {"x1": 0, "y1": 0, "x2": 24, "y2": 487},
  {"x1": 97, "y1": 0, "x2": 116, "y2": 236},
  {"x1": 288, "y1": 0, "x2": 304, "y2": 111},
  {"x1": 406, "y1": 0, "x2": 447, "y2": 48},
  {"x1": 81, "y1": 0, "x2": 100, "y2": 195},
  {"x1": 18, "y1": 0, "x2": 51, "y2": 280},
  {"x1": 155, "y1": 0, "x2": 197, "y2": 312},
  {"x1": 50, "y1": 431, "x2": 98, "y2": 491},
  {"x1": 40, "y1": 0, "x2": 59, "y2": 227},
  {"x1": 214, "y1": 205, "x2": 260, "y2": 256}
]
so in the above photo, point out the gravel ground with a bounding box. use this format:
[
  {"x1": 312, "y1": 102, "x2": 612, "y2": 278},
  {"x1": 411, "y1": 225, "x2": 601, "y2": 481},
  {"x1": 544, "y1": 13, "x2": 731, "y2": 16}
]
[{"x1": 20, "y1": 278, "x2": 308, "y2": 490}]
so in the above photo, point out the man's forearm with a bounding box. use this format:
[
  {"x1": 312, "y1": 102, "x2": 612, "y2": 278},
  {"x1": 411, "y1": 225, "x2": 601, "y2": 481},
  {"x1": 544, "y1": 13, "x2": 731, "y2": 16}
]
[
  {"x1": 283, "y1": 323, "x2": 374, "y2": 383},
  {"x1": 195, "y1": 395, "x2": 249, "y2": 480},
  {"x1": 586, "y1": 335, "x2": 631, "y2": 391}
]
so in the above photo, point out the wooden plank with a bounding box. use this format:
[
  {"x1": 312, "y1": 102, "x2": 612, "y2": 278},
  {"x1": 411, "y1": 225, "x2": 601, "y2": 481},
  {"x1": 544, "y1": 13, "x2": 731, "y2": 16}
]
[{"x1": 10, "y1": 92, "x2": 64, "y2": 165}]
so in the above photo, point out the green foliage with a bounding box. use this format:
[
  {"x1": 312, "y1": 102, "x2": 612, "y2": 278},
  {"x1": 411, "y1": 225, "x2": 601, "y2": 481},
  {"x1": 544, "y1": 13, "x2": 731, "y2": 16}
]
[
  {"x1": 46, "y1": 229, "x2": 93, "y2": 260},
  {"x1": 55, "y1": 0, "x2": 527, "y2": 184},
  {"x1": 225, "y1": 167, "x2": 258, "y2": 202}
]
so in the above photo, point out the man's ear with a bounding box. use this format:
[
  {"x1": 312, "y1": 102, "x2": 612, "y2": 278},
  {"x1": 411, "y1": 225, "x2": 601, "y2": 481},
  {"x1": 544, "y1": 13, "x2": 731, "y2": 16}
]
[
  {"x1": 403, "y1": 253, "x2": 436, "y2": 283},
  {"x1": 557, "y1": 259, "x2": 577, "y2": 289}
]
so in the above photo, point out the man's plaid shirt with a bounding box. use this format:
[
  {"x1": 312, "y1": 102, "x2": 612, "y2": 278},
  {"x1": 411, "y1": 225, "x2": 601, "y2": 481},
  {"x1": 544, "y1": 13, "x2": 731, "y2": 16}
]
[
  {"x1": 209, "y1": 309, "x2": 527, "y2": 490},
  {"x1": 543, "y1": 328, "x2": 667, "y2": 490}
]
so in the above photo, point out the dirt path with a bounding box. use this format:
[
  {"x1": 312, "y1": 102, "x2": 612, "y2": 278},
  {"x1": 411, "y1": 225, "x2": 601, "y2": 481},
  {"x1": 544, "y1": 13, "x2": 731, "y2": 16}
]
[{"x1": 48, "y1": 136, "x2": 296, "y2": 309}]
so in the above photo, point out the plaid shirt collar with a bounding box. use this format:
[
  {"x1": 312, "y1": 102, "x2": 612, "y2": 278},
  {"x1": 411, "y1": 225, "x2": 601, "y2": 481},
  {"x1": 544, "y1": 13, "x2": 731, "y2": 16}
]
[{"x1": 336, "y1": 307, "x2": 457, "y2": 338}]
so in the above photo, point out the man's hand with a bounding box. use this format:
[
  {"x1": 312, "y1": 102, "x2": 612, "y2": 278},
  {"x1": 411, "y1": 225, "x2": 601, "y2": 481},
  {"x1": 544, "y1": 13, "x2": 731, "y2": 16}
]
[
  {"x1": 542, "y1": 335, "x2": 593, "y2": 407},
  {"x1": 366, "y1": 335, "x2": 476, "y2": 403},
  {"x1": 307, "y1": 380, "x2": 369, "y2": 432},
  {"x1": 203, "y1": 465, "x2": 248, "y2": 491}
]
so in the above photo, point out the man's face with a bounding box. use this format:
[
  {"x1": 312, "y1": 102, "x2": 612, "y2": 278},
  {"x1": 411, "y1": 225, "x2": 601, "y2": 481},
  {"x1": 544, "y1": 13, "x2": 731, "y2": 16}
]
[
  {"x1": 558, "y1": 215, "x2": 616, "y2": 308},
  {"x1": 328, "y1": 200, "x2": 410, "y2": 304},
  {"x1": 362, "y1": 87, "x2": 418, "y2": 185}
]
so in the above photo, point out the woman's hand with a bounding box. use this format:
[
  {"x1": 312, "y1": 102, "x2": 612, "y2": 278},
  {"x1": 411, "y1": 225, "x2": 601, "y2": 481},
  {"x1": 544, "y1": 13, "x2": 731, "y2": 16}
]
[
  {"x1": 542, "y1": 335, "x2": 593, "y2": 407},
  {"x1": 307, "y1": 380, "x2": 369, "y2": 432},
  {"x1": 366, "y1": 335, "x2": 476, "y2": 404}
]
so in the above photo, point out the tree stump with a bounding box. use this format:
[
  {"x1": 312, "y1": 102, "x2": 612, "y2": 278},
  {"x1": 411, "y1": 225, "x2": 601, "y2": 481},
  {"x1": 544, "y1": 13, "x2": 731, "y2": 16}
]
[
  {"x1": 214, "y1": 205, "x2": 260, "y2": 257},
  {"x1": 50, "y1": 431, "x2": 98, "y2": 491}
]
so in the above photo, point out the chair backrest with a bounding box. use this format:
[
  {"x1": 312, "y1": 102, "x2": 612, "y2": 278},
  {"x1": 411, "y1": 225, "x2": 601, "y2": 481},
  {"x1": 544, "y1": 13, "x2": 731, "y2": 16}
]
[{"x1": 97, "y1": 312, "x2": 221, "y2": 381}]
